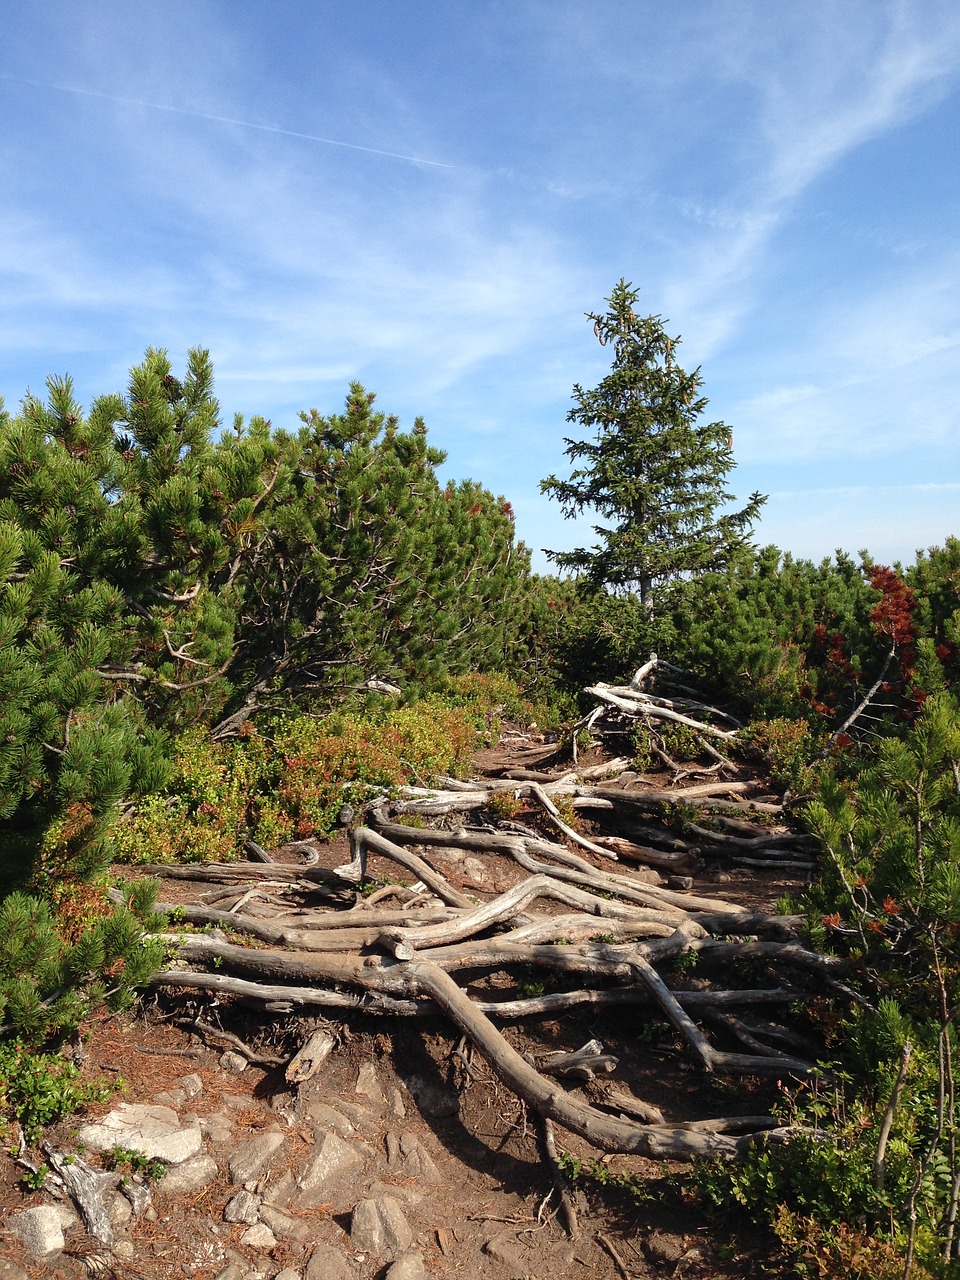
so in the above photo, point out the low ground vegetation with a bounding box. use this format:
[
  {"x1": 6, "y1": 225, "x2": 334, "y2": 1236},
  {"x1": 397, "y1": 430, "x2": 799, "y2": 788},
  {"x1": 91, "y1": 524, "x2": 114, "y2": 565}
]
[{"x1": 1, "y1": 341, "x2": 960, "y2": 1275}]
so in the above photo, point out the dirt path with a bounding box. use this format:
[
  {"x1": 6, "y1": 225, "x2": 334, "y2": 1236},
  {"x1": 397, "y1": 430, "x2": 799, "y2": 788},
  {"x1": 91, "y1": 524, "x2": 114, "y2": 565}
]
[{"x1": 0, "y1": 737, "x2": 804, "y2": 1280}]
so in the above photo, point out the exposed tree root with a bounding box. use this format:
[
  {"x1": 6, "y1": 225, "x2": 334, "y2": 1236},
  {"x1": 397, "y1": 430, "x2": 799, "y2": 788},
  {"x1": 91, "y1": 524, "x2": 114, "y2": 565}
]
[{"x1": 144, "y1": 669, "x2": 831, "y2": 1168}]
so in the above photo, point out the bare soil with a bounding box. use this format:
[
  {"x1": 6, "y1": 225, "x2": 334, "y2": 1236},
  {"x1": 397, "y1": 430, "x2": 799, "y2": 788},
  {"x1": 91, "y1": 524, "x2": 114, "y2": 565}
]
[{"x1": 0, "y1": 736, "x2": 805, "y2": 1280}]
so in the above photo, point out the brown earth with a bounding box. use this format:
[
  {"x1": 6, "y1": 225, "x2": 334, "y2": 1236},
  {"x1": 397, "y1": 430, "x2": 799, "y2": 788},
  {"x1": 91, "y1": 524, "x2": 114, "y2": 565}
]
[{"x1": 0, "y1": 736, "x2": 805, "y2": 1280}]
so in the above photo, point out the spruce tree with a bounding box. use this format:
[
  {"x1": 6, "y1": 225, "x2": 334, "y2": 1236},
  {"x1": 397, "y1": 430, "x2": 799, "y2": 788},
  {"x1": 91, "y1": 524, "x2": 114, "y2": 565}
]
[{"x1": 541, "y1": 280, "x2": 765, "y2": 608}]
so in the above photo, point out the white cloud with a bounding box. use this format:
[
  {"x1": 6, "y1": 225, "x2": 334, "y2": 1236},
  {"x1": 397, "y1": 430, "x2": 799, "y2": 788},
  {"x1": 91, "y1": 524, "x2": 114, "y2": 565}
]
[
  {"x1": 3, "y1": 1, "x2": 960, "y2": 572},
  {"x1": 728, "y1": 254, "x2": 960, "y2": 463},
  {"x1": 756, "y1": 480, "x2": 959, "y2": 563},
  {"x1": 648, "y1": 3, "x2": 960, "y2": 358}
]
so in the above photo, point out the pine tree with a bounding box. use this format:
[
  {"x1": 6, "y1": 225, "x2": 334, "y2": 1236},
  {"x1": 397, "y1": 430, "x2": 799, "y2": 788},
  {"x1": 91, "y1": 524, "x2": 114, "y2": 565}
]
[
  {"x1": 541, "y1": 280, "x2": 765, "y2": 609},
  {"x1": 222, "y1": 386, "x2": 532, "y2": 726},
  {"x1": 0, "y1": 352, "x2": 536, "y2": 884}
]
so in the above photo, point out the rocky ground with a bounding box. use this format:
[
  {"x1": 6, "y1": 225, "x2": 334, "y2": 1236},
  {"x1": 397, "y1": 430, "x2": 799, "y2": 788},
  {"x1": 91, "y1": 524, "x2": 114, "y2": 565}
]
[{"x1": 0, "y1": 739, "x2": 803, "y2": 1280}]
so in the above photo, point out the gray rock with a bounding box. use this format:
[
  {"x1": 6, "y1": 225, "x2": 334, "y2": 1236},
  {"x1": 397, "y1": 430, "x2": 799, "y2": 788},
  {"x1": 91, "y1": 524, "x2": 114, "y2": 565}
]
[
  {"x1": 666, "y1": 874, "x2": 694, "y2": 890},
  {"x1": 304, "y1": 1244, "x2": 357, "y2": 1280},
  {"x1": 77, "y1": 1102, "x2": 202, "y2": 1165},
  {"x1": 228, "y1": 1130, "x2": 287, "y2": 1185},
  {"x1": 355, "y1": 1061, "x2": 385, "y2": 1106},
  {"x1": 262, "y1": 1169, "x2": 297, "y2": 1208},
  {"x1": 10, "y1": 1205, "x2": 65, "y2": 1258},
  {"x1": 274, "y1": 1271, "x2": 301, "y2": 1280},
  {"x1": 388, "y1": 1088, "x2": 406, "y2": 1119},
  {"x1": 305, "y1": 1099, "x2": 355, "y2": 1137},
  {"x1": 201, "y1": 1112, "x2": 235, "y2": 1143},
  {"x1": 294, "y1": 1131, "x2": 365, "y2": 1208},
  {"x1": 482, "y1": 1233, "x2": 526, "y2": 1267},
  {"x1": 220, "y1": 1050, "x2": 248, "y2": 1074},
  {"x1": 159, "y1": 1153, "x2": 219, "y2": 1194},
  {"x1": 51, "y1": 1202, "x2": 80, "y2": 1232},
  {"x1": 334, "y1": 1099, "x2": 374, "y2": 1127},
  {"x1": 113, "y1": 1243, "x2": 136, "y2": 1260},
  {"x1": 240, "y1": 1223, "x2": 276, "y2": 1250},
  {"x1": 385, "y1": 1254, "x2": 430, "y2": 1280},
  {"x1": 216, "y1": 1249, "x2": 267, "y2": 1280},
  {"x1": 634, "y1": 865, "x2": 662, "y2": 885},
  {"x1": 258, "y1": 1204, "x2": 313, "y2": 1243},
  {"x1": 385, "y1": 1132, "x2": 442, "y2": 1183},
  {"x1": 108, "y1": 1192, "x2": 133, "y2": 1229},
  {"x1": 0, "y1": 1259, "x2": 29, "y2": 1280},
  {"x1": 153, "y1": 1086, "x2": 188, "y2": 1108},
  {"x1": 219, "y1": 1091, "x2": 257, "y2": 1110},
  {"x1": 370, "y1": 1180, "x2": 423, "y2": 1208},
  {"x1": 180, "y1": 1073, "x2": 204, "y2": 1098},
  {"x1": 224, "y1": 1189, "x2": 262, "y2": 1224},
  {"x1": 461, "y1": 855, "x2": 489, "y2": 883},
  {"x1": 350, "y1": 1195, "x2": 413, "y2": 1256},
  {"x1": 213, "y1": 1264, "x2": 246, "y2": 1280}
]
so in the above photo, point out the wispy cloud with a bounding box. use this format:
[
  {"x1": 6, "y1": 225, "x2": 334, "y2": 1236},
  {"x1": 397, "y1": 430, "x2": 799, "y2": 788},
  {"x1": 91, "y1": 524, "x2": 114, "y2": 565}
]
[
  {"x1": 2, "y1": 2, "x2": 959, "y2": 568},
  {"x1": 728, "y1": 252, "x2": 960, "y2": 465},
  {"x1": 772, "y1": 482, "x2": 960, "y2": 499},
  {"x1": 756, "y1": 5, "x2": 960, "y2": 201},
  {"x1": 0, "y1": 73, "x2": 454, "y2": 169},
  {"x1": 652, "y1": 4, "x2": 960, "y2": 356}
]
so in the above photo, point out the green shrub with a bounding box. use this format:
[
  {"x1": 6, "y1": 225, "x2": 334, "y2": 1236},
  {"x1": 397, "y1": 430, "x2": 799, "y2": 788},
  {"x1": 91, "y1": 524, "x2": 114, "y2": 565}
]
[
  {"x1": 0, "y1": 1040, "x2": 116, "y2": 1141},
  {"x1": 0, "y1": 883, "x2": 165, "y2": 1045},
  {"x1": 114, "y1": 728, "x2": 268, "y2": 864},
  {"x1": 743, "y1": 716, "x2": 822, "y2": 793},
  {"x1": 114, "y1": 683, "x2": 505, "y2": 861},
  {"x1": 700, "y1": 695, "x2": 960, "y2": 1273},
  {"x1": 104, "y1": 1144, "x2": 167, "y2": 1182}
]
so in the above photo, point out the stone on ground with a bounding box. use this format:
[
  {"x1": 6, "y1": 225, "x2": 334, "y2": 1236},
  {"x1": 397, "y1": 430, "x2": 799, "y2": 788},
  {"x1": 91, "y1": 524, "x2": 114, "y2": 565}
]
[
  {"x1": 304, "y1": 1243, "x2": 357, "y2": 1280},
  {"x1": 351, "y1": 1194, "x2": 414, "y2": 1256},
  {"x1": 77, "y1": 1102, "x2": 202, "y2": 1165},
  {"x1": 10, "y1": 1205, "x2": 65, "y2": 1258},
  {"x1": 384, "y1": 1254, "x2": 430, "y2": 1280},
  {"x1": 223, "y1": 1189, "x2": 261, "y2": 1224},
  {"x1": 158, "y1": 1152, "x2": 219, "y2": 1194},
  {"x1": 240, "y1": 1222, "x2": 276, "y2": 1250},
  {"x1": 294, "y1": 1131, "x2": 365, "y2": 1208},
  {"x1": 258, "y1": 1203, "x2": 314, "y2": 1243},
  {"x1": 227, "y1": 1130, "x2": 287, "y2": 1185},
  {"x1": 385, "y1": 1131, "x2": 442, "y2": 1183}
]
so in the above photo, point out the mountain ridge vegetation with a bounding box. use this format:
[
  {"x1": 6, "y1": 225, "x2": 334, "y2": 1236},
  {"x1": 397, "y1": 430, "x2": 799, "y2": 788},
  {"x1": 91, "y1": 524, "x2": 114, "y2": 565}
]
[{"x1": 1, "y1": 317, "x2": 958, "y2": 1276}]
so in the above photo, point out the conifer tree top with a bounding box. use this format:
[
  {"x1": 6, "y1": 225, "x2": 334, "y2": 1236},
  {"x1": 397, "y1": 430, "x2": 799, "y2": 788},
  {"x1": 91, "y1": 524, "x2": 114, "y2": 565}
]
[{"x1": 541, "y1": 280, "x2": 766, "y2": 606}]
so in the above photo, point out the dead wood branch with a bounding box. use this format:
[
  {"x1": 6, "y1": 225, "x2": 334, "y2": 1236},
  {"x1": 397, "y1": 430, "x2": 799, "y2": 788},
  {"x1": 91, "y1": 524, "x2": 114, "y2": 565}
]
[
  {"x1": 370, "y1": 815, "x2": 752, "y2": 919},
  {"x1": 342, "y1": 827, "x2": 475, "y2": 909},
  {"x1": 398, "y1": 960, "x2": 767, "y2": 1159},
  {"x1": 539, "y1": 1115, "x2": 580, "y2": 1238},
  {"x1": 137, "y1": 670, "x2": 838, "y2": 1172},
  {"x1": 820, "y1": 643, "x2": 897, "y2": 758},
  {"x1": 586, "y1": 684, "x2": 740, "y2": 741},
  {"x1": 537, "y1": 1040, "x2": 619, "y2": 1081},
  {"x1": 175, "y1": 1015, "x2": 286, "y2": 1066},
  {"x1": 243, "y1": 838, "x2": 275, "y2": 864},
  {"x1": 285, "y1": 1028, "x2": 336, "y2": 1083},
  {"x1": 43, "y1": 1146, "x2": 119, "y2": 1245}
]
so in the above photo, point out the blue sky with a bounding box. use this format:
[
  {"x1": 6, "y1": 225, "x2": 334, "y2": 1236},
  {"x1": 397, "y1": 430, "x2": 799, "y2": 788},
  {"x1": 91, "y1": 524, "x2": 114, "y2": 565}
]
[{"x1": 2, "y1": 1, "x2": 959, "y2": 572}]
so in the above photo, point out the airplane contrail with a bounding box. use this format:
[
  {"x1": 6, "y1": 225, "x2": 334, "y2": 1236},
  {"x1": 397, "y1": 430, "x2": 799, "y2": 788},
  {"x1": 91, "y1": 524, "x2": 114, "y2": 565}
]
[{"x1": 0, "y1": 73, "x2": 454, "y2": 168}]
